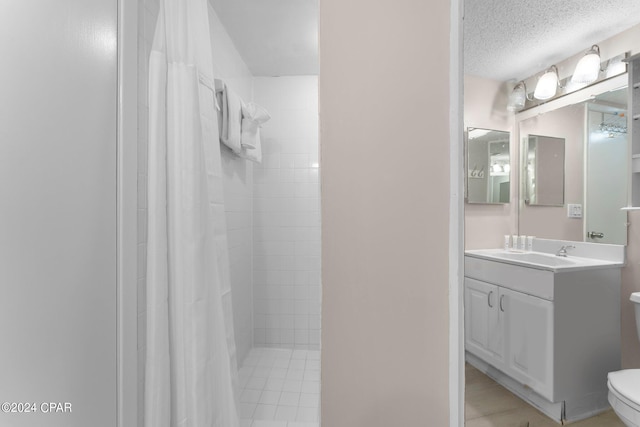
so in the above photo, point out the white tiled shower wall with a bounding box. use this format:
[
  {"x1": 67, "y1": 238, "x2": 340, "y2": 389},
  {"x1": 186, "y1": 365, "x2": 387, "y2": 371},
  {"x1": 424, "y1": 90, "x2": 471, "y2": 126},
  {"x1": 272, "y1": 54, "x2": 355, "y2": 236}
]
[
  {"x1": 252, "y1": 77, "x2": 321, "y2": 350},
  {"x1": 208, "y1": 5, "x2": 255, "y2": 368}
]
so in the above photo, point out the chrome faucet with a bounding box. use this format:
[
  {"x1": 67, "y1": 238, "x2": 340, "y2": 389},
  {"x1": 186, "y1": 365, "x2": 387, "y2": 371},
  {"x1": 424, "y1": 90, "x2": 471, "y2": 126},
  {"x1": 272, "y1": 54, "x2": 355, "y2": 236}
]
[{"x1": 556, "y1": 245, "x2": 576, "y2": 257}]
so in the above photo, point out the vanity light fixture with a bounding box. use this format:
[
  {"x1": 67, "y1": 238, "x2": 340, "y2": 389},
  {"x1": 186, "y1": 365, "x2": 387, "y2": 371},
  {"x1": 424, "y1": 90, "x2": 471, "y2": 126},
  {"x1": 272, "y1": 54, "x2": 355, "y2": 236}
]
[
  {"x1": 606, "y1": 55, "x2": 627, "y2": 78},
  {"x1": 534, "y1": 66, "x2": 561, "y2": 100},
  {"x1": 509, "y1": 49, "x2": 627, "y2": 113},
  {"x1": 507, "y1": 81, "x2": 532, "y2": 112},
  {"x1": 572, "y1": 45, "x2": 602, "y2": 84}
]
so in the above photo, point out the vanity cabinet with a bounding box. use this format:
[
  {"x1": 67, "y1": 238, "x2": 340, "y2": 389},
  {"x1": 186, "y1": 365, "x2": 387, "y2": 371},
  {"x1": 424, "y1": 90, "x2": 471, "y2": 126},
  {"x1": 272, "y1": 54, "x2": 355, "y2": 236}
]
[
  {"x1": 501, "y1": 287, "x2": 553, "y2": 399},
  {"x1": 464, "y1": 252, "x2": 621, "y2": 423},
  {"x1": 464, "y1": 277, "x2": 552, "y2": 400},
  {"x1": 464, "y1": 278, "x2": 504, "y2": 367}
]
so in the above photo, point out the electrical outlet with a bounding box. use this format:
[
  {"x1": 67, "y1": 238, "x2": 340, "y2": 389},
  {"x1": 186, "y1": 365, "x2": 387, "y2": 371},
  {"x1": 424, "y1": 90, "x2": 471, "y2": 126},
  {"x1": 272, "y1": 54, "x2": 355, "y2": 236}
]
[{"x1": 567, "y1": 204, "x2": 582, "y2": 218}]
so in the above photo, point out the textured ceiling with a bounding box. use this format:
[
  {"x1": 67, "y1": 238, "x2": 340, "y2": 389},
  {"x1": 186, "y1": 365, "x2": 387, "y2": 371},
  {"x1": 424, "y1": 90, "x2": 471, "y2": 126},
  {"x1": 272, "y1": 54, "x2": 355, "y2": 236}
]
[
  {"x1": 464, "y1": 0, "x2": 640, "y2": 82},
  {"x1": 210, "y1": 0, "x2": 318, "y2": 76}
]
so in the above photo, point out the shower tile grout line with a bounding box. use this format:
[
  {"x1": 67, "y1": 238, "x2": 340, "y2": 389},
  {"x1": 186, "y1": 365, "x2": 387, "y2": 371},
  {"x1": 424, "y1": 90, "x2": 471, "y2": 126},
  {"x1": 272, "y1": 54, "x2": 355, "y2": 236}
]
[{"x1": 239, "y1": 347, "x2": 320, "y2": 427}]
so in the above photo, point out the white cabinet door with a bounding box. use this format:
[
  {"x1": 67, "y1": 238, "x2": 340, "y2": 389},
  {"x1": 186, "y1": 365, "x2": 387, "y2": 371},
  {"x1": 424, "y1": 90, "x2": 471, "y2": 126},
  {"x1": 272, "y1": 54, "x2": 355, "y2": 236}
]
[
  {"x1": 501, "y1": 288, "x2": 554, "y2": 400},
  {"x1": 464, "y1": 278, "x2": 503, "y2": 367}
]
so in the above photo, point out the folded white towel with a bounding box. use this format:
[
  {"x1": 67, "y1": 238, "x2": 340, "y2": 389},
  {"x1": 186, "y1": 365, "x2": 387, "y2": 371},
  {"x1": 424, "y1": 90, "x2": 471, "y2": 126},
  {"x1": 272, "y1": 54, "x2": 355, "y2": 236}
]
[
  {"x1": 218, "y1": 82, "x2": 243, "y2": 154},
  {"x1": 241, "y1": 102, "x2": 271, "y2": 150},
  {"x1": 238, "y1": 128, "x2": 263, "y2": 163}
]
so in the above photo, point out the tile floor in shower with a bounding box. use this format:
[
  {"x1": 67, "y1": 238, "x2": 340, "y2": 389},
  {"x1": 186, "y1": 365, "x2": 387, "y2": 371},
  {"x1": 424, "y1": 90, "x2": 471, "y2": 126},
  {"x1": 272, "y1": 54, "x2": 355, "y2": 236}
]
[{"x1": 238, "y1": 347, "x2": 320, "y2": 427}]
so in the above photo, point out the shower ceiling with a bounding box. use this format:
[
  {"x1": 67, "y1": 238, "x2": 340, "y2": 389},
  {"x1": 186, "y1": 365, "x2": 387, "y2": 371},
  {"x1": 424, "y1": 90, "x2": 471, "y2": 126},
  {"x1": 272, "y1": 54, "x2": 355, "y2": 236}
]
[
  {"x1": 464, "y1": 0, "x2": 640, "y2": 82},
  {"x1": 210, "y1": 0, "x2": 318, "y2": 76}
]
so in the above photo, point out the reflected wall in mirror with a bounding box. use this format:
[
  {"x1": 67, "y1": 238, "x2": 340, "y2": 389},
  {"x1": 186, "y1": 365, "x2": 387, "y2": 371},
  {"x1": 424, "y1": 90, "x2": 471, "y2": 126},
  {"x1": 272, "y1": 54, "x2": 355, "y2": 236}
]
[
  {"x1": 518, "y1": 87, "x2": 628, "y2": 245},
  {"x1": 585, "y1": 90, "x2": 628, "y2": 244},
  {"x1": 466, "y1": 128, "x2": 511, "y2": 204},
  {"x1": 524, "y1": 135, "x2": 565, "y2": 206}
]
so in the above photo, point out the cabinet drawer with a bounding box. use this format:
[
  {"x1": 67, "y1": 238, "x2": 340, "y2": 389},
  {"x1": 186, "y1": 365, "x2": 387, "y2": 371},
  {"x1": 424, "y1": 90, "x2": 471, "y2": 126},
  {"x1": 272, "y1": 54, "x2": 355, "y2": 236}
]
[{"x1": 465, "y1": 256, "x2": 555, "y2": 300}]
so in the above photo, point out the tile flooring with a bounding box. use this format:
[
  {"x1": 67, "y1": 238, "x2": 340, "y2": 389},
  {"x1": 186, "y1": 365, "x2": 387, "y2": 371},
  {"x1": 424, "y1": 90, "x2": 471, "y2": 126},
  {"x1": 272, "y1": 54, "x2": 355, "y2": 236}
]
[
  {"x1": 238, "y1": 348, "x2": 320, "y2": 427},
  {"x1": 240, "y1": 357, "x2": 624, "y2": 426},
  {"x1": 465, "y1": 363, "x2": 625, "y2": 426}
]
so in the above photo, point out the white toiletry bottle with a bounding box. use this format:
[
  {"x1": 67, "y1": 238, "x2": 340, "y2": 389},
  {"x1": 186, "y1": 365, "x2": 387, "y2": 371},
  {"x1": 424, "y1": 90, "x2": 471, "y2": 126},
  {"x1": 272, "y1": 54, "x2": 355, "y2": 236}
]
[
  {"x1": 519, "y1": 235, "x2": 526, "y2": 251},
  {"x1": 511, "y1": 234, "x2": 518, "y2": 251},
  {"x1": 504, "y1": 235, "x2": 510, "y2": 251},
  {"x1": 527, "y1": 236, "x2": 534, "y2": 252}
]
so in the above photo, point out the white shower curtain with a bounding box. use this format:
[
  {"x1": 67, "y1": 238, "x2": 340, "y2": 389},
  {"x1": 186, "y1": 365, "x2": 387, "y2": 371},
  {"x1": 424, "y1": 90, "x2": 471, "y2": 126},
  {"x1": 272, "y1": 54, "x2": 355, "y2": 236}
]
[{"x1": 145, "y1": 1, "x2": 240, "y2": 426}]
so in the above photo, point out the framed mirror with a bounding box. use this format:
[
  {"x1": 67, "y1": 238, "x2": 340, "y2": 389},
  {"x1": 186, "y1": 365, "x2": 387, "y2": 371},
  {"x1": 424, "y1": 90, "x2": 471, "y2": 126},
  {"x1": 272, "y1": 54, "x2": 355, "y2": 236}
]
[
  {"x1": 523, "y1": 134, "x2": 565, "y2": 206},
  {"x1": 517, "y1": 83, "x2": 628, "y2": 245},
  {"x1": 466, "y1": 128, "x2": 511, "y2": 204}
]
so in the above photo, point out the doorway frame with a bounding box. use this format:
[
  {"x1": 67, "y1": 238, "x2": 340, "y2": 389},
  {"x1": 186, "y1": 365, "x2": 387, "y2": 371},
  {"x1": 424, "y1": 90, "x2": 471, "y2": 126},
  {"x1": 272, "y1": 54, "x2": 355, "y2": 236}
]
[
  {"x1": 116, "y1": 0, "x2": 139, "y2": 425},
  {"x1": 449, "y1": 0, "x2": 465, "y2": 425}
]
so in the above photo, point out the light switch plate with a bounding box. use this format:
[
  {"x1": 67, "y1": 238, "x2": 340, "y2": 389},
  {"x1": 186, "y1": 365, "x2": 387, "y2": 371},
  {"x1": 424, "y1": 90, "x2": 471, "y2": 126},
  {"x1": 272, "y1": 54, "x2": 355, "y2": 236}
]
[{"x1": 567, "y1": 203, "x2": 582, "y2": 218}]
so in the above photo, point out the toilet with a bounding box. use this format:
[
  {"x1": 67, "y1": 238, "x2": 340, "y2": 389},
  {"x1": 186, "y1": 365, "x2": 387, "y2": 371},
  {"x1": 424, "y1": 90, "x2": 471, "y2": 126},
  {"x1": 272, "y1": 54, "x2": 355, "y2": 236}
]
[{"x1": 608, "y1": 293, "x2": 640, "y2": 426}]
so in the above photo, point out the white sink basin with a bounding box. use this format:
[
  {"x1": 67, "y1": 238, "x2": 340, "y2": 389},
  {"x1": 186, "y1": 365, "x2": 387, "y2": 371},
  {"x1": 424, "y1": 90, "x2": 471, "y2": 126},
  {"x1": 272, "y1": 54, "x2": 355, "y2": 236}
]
[
  {"x1": 465, "y1": 248, "x2": 623, "y2": 272},
  {"x1": 496, "y1": 251, "x2": 578, "y2": 267}
]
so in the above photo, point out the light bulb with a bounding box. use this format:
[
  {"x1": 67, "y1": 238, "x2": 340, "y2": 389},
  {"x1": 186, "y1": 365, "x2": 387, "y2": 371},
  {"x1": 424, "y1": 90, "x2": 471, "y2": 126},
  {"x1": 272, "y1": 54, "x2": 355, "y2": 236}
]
[
  {"x1": 606, "y1": 56, "x2": 626, "y2": 78},
  {"x1": 572, "y1": 46, "x2": 601, "y2": 84},
  {"x1": 507, "y1": 83, "x2": 526, "y2": 112},
  {"x1": 534, "y1": 67, "x2": 559, "y2": 100}
]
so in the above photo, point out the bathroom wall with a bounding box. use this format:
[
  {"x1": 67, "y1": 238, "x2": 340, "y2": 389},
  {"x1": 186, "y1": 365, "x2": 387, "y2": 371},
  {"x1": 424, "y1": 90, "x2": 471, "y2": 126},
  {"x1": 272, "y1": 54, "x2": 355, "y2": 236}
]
[
  {"x1": 464, "y1": 75, "x2": 517, "y2": 249},
  {"x1": 252, "y1": 76, "x2": 321, "y2": 350},
  {"x1": 320, "y1": 0, "x2": 451, "y2": 424},
  {"x1": 208, "y1": 4, "x2": 255, "y2": 367}
]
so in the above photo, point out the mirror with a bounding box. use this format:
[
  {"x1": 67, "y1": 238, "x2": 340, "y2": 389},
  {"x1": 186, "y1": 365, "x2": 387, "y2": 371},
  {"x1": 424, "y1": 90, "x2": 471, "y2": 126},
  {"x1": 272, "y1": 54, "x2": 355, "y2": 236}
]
[
  {"x1": 518, "y1": 86, "x2": 628, "y2": 245},
  {"x1": 466, "y1": 128, "x2": 511, "y2": 204},
  {"x1": 524, "y1": 135, "x2": 565, "y2": 206}
]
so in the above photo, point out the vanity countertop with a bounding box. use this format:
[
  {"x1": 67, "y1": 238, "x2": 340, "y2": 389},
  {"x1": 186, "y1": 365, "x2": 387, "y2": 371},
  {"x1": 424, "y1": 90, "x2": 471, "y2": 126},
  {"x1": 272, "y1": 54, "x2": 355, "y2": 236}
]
[{"x1": 465, "y1": 248, "x2": 625, "y2": 273}]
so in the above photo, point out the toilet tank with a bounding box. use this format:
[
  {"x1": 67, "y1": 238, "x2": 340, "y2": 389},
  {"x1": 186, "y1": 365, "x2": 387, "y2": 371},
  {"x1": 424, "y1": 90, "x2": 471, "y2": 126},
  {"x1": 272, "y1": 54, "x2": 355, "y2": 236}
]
[{"x1": 632, "y1": 292, "x2": 640, "y2": 342}]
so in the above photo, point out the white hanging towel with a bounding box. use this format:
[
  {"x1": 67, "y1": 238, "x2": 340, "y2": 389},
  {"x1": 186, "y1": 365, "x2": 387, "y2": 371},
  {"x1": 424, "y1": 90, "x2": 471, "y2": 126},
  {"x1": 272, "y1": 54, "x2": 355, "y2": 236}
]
[
  {"x1": 238, "y1": 128, "x2": 263, "y2": 163},
  {"x1": 238, "y1": 102, "x2": 270, "y2": 163},
  {"x1": 218, "y1": 82, "x2": 243, "y2": 154},
  {"x1": 240, "y1": 102, "x2": 270, "y2": 149}
]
